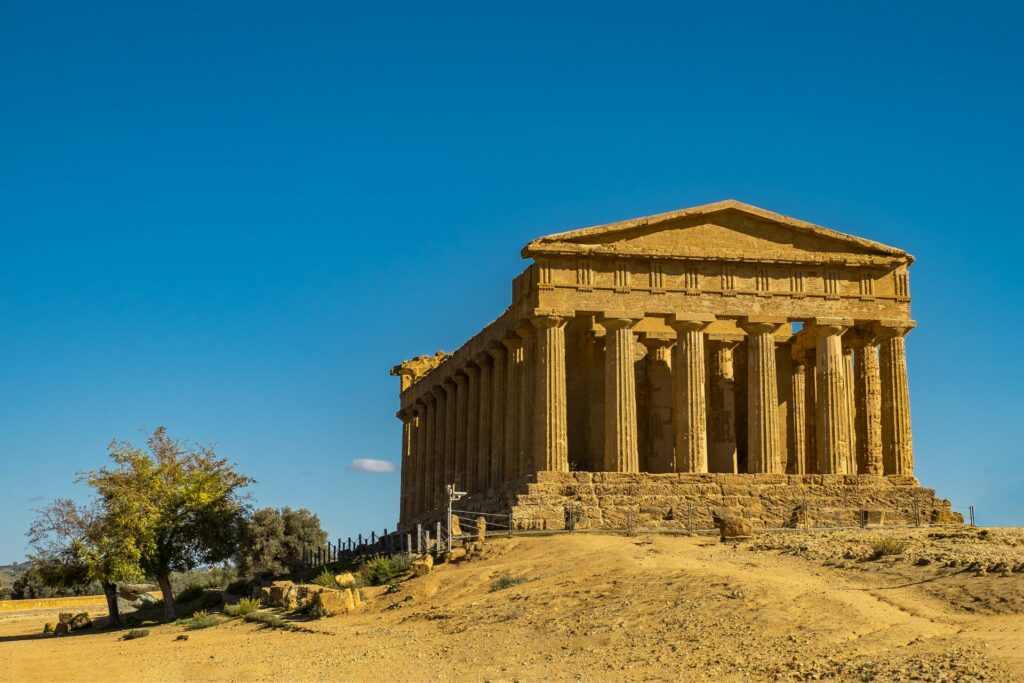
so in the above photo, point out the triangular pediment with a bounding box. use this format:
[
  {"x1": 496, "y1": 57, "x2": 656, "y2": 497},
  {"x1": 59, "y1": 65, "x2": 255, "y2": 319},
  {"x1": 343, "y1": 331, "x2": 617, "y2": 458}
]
[{"x1": 522, "y1": 200, "x2": 911, "y2": 265}]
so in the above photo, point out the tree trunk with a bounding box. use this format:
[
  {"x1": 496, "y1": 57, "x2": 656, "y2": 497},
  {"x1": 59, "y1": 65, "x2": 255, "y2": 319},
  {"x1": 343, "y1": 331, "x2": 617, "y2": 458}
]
[
  {"x1": 102, "y1": 581, "x2": 121, "y2": 626},
  {"x1": 157, "y1": 573, "x2": 176, "y2": 620}
]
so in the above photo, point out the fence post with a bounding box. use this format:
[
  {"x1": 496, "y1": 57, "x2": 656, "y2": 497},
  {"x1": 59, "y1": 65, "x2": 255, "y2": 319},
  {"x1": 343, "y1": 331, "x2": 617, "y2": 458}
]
[
  {"x1": 687, "y1": 504, "x2": 693, "y2": 535},
  {"x1": 406, "y1": 533, "x2": 413, "y2": 553},
  {"x1": 424, "y1": 530, "x2": 430, "y2": 553},
  {"x1": 416, "y1": 524, "x2": 423, "y2": 553},
  {"x1": 913, "y1": 497, "x2": 920, "y2": 527},
  {"x1": 969, "y1": 505, "x2": 976, "y2": 527},
  {"x1": 435, "y1": 521, "x2": 442, "y2": 555}
]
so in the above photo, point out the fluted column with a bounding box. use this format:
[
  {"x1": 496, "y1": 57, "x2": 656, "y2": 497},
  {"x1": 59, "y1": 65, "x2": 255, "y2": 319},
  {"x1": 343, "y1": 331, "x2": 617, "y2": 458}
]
[
  {"x1": 413, "y1": 402, "x2": 427, "y2": 517},
  {"x1": 708, "y1": 341, "x2": 738, "y2": 473},
  {"x1": 503, "y1": 336, "x2": 523, "y2": 481},
  {"x1": 532, "y1": 313, "x2": 570, "y2": 472},
  {"x1": 850, "y1": 334, "x2": 883, "y2": 475},
  {"x1": 516, "y1": 323, "x2": 537, "y2": 479},
  {"x1": 804, "y1": 351, "x2": 817, "y2": 473},
  {"x1": 843, "y1": 347, "x2": 858, "y2": 474},
  {"x1": 789, "y1": 356, "x2": 808, "y2": 474},
  {"x1": 463, "y1": 366, "x2": 479, "y2": 493},
  {"x1": 473, "y1": 352, "x2": 492, "y2": 493},
  {"x1": 487, "y1": 343, "x2": 507, "y2": 489},
  {"x1": 453, "y1": 373, "x2": 468, "y2": 490},
  {"x1": 598, "y1": 314, "x2": 641, "y2": 472},
  {"x1": 640, "y1": 334, "x2": 675, "y2": 473},
  {"x1": 812, "y1": 319, "x2": 852, "y2": 474},
  {"x1": 669, "y1": 315, "x2": 713, "y2": 473},
  {"x1": 874, "y1": 320, "x2": 915, "y2": 476},
  {"x1": 740, "y1": 318, "x2": 785, "y2": 473},
  {"x1": 398, "y1": 409, "x2": 412, "y2": 525},
  {"x1": 424, "y1": 392, "x2": 438, "y2": 510}
]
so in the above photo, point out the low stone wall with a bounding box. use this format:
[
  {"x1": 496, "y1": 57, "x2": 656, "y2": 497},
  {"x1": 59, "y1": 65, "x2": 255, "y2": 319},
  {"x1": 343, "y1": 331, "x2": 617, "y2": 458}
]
[{"x1": 507, "y1": 472, "x2": 960, "y2": 531}]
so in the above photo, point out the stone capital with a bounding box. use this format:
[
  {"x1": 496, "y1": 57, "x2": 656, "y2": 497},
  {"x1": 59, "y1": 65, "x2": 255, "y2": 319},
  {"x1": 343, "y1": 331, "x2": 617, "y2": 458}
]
[
  {"x1": 396, "y1": 408, "x2": 411, "y2": 422},
  {"x1": 514, "y1": 321, "x2": 537, "y2": 339},
  {"x1": 486, "y1": 341, "x2": 507, "y2": 359},
  {"x1": 668, "y1": 312, "x2": 715, "y2": 333},
  {"x1": 844, "y1": 327, "x2": 877, "y2": 349},
  {"x1": 442, "y1": 378, "x2": 457, "y2": 393},
  {"x1": 810, "y1": 317, "x2": 853, "y2": 337},
  {"x1": 501, "y1": 332, "x2": 524, "y2": 350},
  {"x1": 597, "y1": 312, "x2": 641, "y2": 332},
  {"x1": 872, "y1": 319, "x2": 916, "y2": 340},
  {"x1": 531, "y1": 313, "x2": 570, "y2": 329},
  {"x1": 740, "y1": 316, "x2": 787, "y2": 336},
  {"x1": 453, "y1": 371, "x2": 467, "y2": 386},
  {"x1": 640, "y1": 332, "x2": 675, "y2": 351},
  {"x1": 427, "y1": 387, "x2": 442, "y2": 402}
]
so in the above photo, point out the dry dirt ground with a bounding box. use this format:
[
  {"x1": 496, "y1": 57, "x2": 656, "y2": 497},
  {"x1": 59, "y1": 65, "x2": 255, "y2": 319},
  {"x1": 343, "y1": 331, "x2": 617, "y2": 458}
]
[{"x1": 3, "y1": 527, "x2": 1024, "y2": 682}]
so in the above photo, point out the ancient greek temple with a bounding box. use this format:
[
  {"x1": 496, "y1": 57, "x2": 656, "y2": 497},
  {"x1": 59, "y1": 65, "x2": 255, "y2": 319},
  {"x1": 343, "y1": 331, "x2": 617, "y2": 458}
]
[{"x1": 392, "y1": 201, "x2": 956, "y2": 530}]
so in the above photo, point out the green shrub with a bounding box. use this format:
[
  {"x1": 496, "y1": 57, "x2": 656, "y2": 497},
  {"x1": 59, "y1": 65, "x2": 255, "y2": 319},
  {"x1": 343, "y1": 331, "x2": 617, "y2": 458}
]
[
  {"x1": 242, "y1": 611, "x2": 292, "y2": 630},
  {"x1": 224, "y1": 597, "x2": 260, "y2": 617},
  {"x1": 175, "y1": 584, "x2": 205, "y2": 604},
  {"x1": 178, "y1": 610, "x2": 219, "y2": 630},
  {"x1": 360, "y1": 554, "x2": 412, "y2": 586},
  {"x1": 869, "y1": 537, "x2": 908, "y2": 560},
  {"x1": 225, "y1": 579, "x2": 250, "y2": 595},
  {"x1": 490, "y1": 575, "x2": 528, "y2": 592},
  {"x1": 311, "y1": 569, "x2": 338, "y2": 588},
  {"x1": 122, "y1": 628, "x2": 150, "y2": 640}
]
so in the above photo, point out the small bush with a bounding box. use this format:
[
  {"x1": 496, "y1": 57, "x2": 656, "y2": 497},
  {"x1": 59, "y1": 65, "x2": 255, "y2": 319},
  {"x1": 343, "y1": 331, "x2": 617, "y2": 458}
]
[
  {"x1": 122, "y1": 629, "x2": 150, "y2": 640},
  {"x1": 242, "y1": 611, "x2": 292, "y2": 630},
  {"x1": 490, "y1": 575, "x2": 528, "y2": 592},
  {"x1": 224, "y1": 597, "x2": 260, "y2": 617},
  {"x1": 869, "y1": 537, "x2": 908, "y2": 560},
  {"x1": 175, "y1": 584, "x2": 205, "y2": 604},
  {"x1": 311, "y1": 569, "x2": 338, "y2": 588},
  {"x1": 361, "y1": 554, "x2": 412, "y2": 586},
  {"x1": 225, "y1": 579, "x2": 250, "y2": 595},
  {"x1": 178, "y1": 610, "x2": 219, "y2": 630}
]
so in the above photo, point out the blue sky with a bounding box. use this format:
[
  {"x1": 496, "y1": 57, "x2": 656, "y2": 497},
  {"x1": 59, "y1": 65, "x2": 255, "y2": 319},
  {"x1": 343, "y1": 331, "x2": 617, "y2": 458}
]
[{"x1": 1, "y1": 1, "x2": 1022, "y2": 562}]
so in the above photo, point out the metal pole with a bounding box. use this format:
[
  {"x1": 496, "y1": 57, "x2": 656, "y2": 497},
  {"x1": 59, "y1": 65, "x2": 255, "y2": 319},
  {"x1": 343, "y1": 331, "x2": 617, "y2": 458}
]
[
  {"x1": 436, "y1": 521, "x2": 443, "y2": 555},
  {"x1": 687, "y1": 504, "x2": 693, "y2": 535},
  {"x1": 424, "y1": 530, "x2": 430, "y2": 553},
  {"x1": 913, "y1": 497, "x2": 920, "y2": 527},
  {"x1": 969, "y1": 506, "x2": 976, "y2": 527},
  {"x1": 416, "y1": 525, "x2": 422, "y2": 553},
  {"x1": 447, "y1": 484, "x2": 454, "y2": 553}
]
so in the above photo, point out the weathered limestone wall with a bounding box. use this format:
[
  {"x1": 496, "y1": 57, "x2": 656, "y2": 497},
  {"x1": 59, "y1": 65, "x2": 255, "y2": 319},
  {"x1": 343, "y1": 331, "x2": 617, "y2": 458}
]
[{"x1": 433, "y1": 472, "x2": 959, "y2": 532}]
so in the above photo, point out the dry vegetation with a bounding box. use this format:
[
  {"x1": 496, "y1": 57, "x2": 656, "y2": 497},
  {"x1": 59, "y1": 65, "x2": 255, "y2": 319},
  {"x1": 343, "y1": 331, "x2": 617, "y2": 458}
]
[{"x1": 3, "y1": 527, "x2": 1024, "y2": 682}]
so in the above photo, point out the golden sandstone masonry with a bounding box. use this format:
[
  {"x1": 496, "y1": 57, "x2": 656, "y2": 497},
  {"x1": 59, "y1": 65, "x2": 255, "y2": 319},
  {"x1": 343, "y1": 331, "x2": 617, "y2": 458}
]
[{"x1": 391, "y1": 201, "x2": 957, "y2": 530}]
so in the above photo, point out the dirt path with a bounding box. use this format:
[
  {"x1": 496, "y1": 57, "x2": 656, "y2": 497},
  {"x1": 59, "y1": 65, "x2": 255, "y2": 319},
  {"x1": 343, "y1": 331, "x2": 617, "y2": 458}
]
[{"x1": 3, "y1": 532, "x2": 1021, "y2": 682}]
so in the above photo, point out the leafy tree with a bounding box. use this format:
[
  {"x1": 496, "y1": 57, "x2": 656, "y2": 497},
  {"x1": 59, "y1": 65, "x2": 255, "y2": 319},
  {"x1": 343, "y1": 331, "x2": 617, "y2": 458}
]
[
  {"x1": 85, "y1": 427, "x2": 253, "y2": 619},
  {"x1": 236, "y1": 507, "x2": 328, "y2": 577},
  {"x1": 25, "y1": 499, "x2": 140, "y2": 623}
]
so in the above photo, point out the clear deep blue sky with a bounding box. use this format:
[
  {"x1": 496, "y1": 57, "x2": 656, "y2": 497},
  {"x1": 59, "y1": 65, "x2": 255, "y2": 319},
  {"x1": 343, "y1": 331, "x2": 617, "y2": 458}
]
[{"x1": 2, "y1": 2, "x2": 1022, "y2": 562}]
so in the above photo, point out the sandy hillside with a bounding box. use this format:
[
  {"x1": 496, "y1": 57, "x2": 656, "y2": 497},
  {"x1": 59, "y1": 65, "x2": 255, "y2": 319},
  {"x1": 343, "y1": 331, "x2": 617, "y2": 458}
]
[{"x1": 3, "y1": 527, "x2": 1024, "y2": 682}]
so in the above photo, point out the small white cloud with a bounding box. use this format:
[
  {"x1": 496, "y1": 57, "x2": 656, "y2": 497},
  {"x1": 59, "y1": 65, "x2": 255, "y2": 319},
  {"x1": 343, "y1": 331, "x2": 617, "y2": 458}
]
[{"x1": 347, "y1": 458, "x2": 398, "y2": 474}]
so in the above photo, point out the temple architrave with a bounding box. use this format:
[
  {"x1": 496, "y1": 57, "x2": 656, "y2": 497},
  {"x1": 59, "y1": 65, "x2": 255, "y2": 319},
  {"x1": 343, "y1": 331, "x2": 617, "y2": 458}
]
[{"x1": 391, "y1": 201, "x2": 957, "y2": 531}]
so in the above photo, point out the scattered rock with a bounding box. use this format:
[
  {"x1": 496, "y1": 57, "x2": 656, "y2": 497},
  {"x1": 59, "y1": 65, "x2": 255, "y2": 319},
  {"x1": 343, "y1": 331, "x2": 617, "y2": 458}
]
[
  {"x1": 334, "y1": 572, "x2": 356, "y2": 587},
  {"x1": 446, "y1": 547, "x2": 468, "y2": 563},
  {"x1": 310, "y1": 588, "x2": 355, "y2": 617},
  {"x1": 176, "y1": 634, "x2": 189, "y2": 641},
  {"x1": 450, "y1": 515, "x2": 462, "y2": 536},
  {"x1": 411, "y1": 554, "x2": 434, "y2": 576},
  {"x1": 476, "y1": 516, "x2": 487, "y2": 543},
  {"x1": 68, "y1": 612, "x2": 92, "y2": 631},
  {"x1": 42, "y1": 622, "x2": 55, "y2": 635},
  {"x1": 54, "y1": 622, "x2": 69, "y2": 636},
  {"x1": 716, "y1": 512, "x2": 754, "y2": 541}
]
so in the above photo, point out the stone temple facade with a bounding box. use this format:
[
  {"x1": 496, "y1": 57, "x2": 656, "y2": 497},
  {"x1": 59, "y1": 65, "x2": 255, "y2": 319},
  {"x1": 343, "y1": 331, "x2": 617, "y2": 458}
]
[{"x1": 392, "y1": 201, "x2": 956, "y2": 531}]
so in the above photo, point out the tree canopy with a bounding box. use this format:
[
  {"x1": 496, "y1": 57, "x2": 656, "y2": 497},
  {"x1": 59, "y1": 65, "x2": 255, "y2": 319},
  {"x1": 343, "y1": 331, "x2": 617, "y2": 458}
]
[
  {"x1": 236, "y1": 506, "x2": 328, "y2": 577},
  {"x1": 84, "y1": 427, "x2": 254, "y2": 618}
]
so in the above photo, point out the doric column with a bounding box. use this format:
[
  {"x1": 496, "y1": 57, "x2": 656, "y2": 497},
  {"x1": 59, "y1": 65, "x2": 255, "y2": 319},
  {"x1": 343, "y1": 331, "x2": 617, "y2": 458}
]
[
  {"x1": 453, "y1": 373, "x2": 468, "y2": 490},
  {"x1": 874, "y1": 320, "x2": 915, "y2": 476},
  {"x1": 850, "y1": 332, "x2": 883, "y2": 476},
  {"x1": 424, "y1": 391, "x2": 439, "y2": 510},
  {"x1": 669, "y1": 315, "x2": 714, "y2": 473},
  {"x1": 473, "y1": 352, "x2": 492, "y2": 493},
  {"x1": 640, "y1": 334, "x2": 675, "y2": 474},
  {"x1": 598, "y1": 314, "x2": 641, "y2": 473},
  {"x1": 804, "y1": 351, "x2": 817, "y2": 473},
  {"x1": 532, "y1": 313, "x2": 571, "y2": 472},
  {"x1": 516, "y1": 322, "x2": 537, "y2": 479},
  {"x1": 708, "y1": 340, "x2": 738, "y2": 473},
  {"x1": 487, "y1": 343, "x2": 507, "y2": 489},
  {"x1": 398, "y1": 409, "x2": 412, "y2": 526},
  {"x1": 812, "y1": 319, "x2": 852, "y2": 474},
  {"x1": 443, "y1": 379, "x2": 457, "y2": 491},
  {"x1": 412, "y1": 402, "x2": 426, "y2": 517},
  {"x1": 463, "y1": 365, "x2": 479, "y2": 493},
  {"x1": 843, "y1": 346, "x2": 858, "y2": 474},
  {"x1": 502, "y1": 335, "x2": 523, "y2": 481},
  {"x1": 740, "y1": 317, "x2": 786, "y2": 474},
  {"x1": 789, "y1": 355, "x2": 808, "y2": 474}
]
